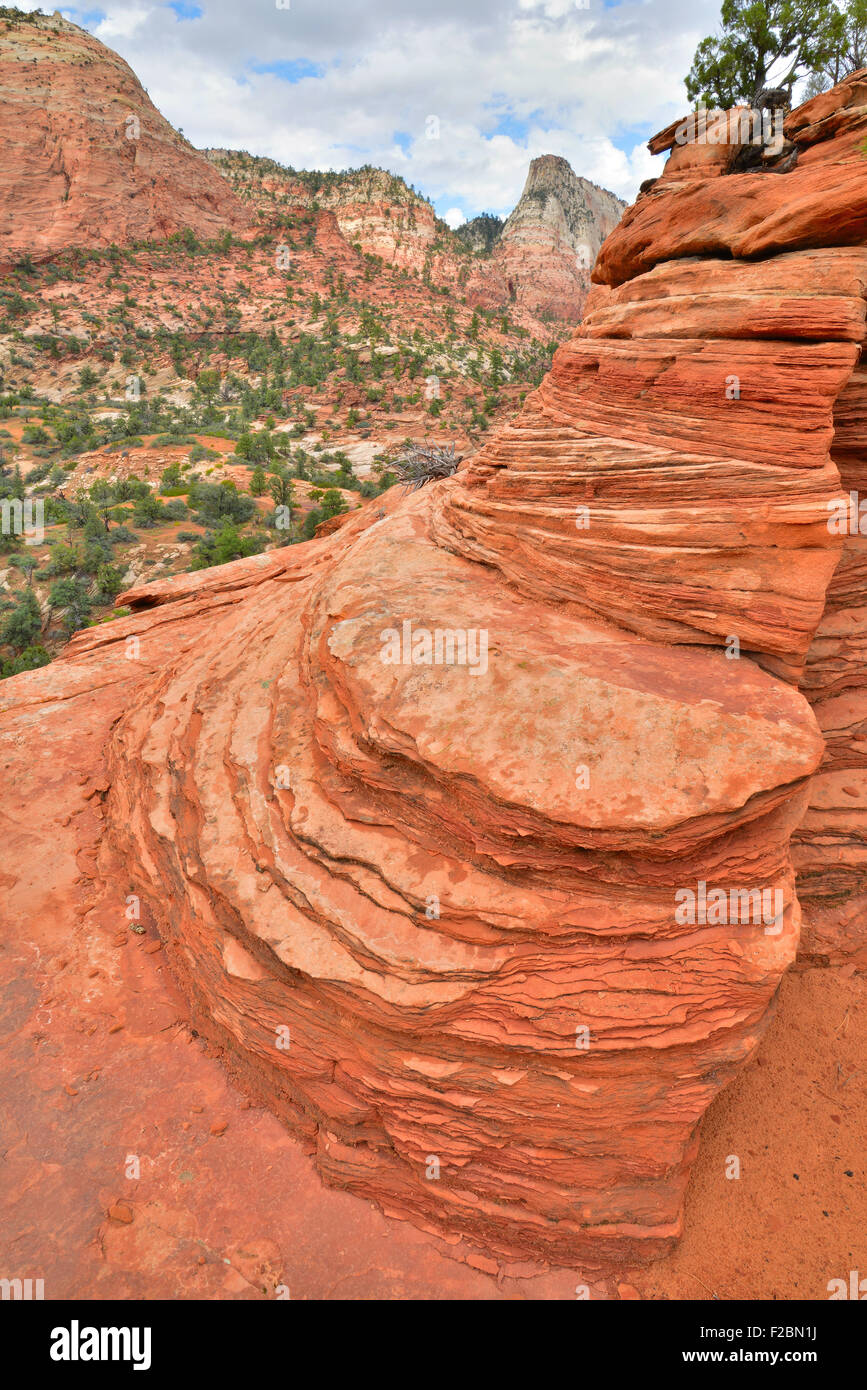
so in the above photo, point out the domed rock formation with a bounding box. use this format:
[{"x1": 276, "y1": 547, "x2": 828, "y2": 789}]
[
  {"x1": 0, "y1": 11, "x2": 252, "y2": 269},
  {"x1": 1, "y1": 75, "x2": 865, "y2": 1267}
]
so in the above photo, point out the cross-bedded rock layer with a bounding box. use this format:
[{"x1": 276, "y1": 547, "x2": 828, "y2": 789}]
[{"x1": 1, "y1": 76, "x2": 865, "y2": 1266}]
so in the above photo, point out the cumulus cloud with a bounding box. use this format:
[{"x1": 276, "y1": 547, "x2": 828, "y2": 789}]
[{"x1": 49, "y1": 0, "x2": 725, "y2": 212}]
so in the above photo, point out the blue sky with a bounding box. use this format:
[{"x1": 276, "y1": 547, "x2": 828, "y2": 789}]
[
  {"x1": 49, "y1": 0, "x2": 735, "y2": 220},
  {"x1": 249, "y1": 59, "x2": 326, "y2": 84}
]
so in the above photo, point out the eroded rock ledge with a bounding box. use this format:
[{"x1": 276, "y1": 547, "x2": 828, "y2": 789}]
[{"x1": 2, "y1": 75, "x2": 865, "y2": 1266}]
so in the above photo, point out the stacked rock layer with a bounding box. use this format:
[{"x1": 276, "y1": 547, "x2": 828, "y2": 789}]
[{"x1": 2, "y1": 77, "x2": 866, "y2": 1265}]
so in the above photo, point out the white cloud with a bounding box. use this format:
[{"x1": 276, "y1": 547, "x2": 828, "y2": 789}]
[
  {"x1": 443, "y1": 208, "x2": 466, "y2": 229},
  {"x1": 58, "y1": 0, "x2": 722, "y2": 211},
  {"x1": 92, "y1": 6, "x2": 150, "y2": 42}
]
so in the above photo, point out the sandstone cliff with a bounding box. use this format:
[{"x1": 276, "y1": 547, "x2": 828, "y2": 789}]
[
  {"x1": 206, "y1": 156, "x2": 443, "y2": 277},
  {"x1": 0, "y1": 10, "x2": 252, "y2": 269}
]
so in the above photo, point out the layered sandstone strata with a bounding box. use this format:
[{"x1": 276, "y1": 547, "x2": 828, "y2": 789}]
[
  {"x1": 1, "y1": 77, "x2": 865, "y2": 1266},
  {"x1": 0, "y1": 12, "x2": 252, "y2": 268},
  {"x1": 204, "y1": 159, "x2": 446, "y2": 277},
  {"x1": 794, "y1": 361, "x2": 867, "y2": 962},
  {"x1": 604, "y1": 74, "x2": 867, "y2": 966}
]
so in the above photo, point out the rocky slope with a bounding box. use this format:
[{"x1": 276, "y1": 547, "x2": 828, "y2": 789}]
[
  {"x1": 206, "y1": 151, "x2": 487, "y2": 296},
  {"x1": 0, "y1": 10, "x2": 252, "y2": 270},
  {"x1": 0, "y1": 198, "x2": 562, "y2": 669},
  {"x1": 206, "y1": 157, "x2": 443, "y2": 276},
  {"x1": 1, "y1": 75, "x2": 865, "y2": 1272},
  {"x1": 0, "y1": 8, "x2": 619, "y2": 323},
  {"x1": 455, "y1": 213, "x2": 504, "y2": 256},
  {"x1": 0, "y1": 35, "x2": 569, "y2": 678}
]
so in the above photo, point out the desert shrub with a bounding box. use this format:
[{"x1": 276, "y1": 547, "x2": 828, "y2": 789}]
[
  {"x1": 302, "y1": 507, "x2": 323, "y2": 539},
  {"x1": 93, "y1": 563, "x2": 125, "y2": 604},
  {"x1": 45, "y1": 541, "x2": 80, "y2": 576},
  {"x1": 152, "y1": 433, "x2": 197, "y2": 448},
  {"x1": 160, "y1": 462, "x2": 183, "y2": 492},
  {"x1": 104, "y1": 437, "x2": 144, "y2": 452},
  {"x1": 188, "y1": 479, "x2": 255, "y2": 527},
  {"x1": 320, "y1": 488, "x2": 347, "y2": 519},
  {"x1": 189, "y1": 443, "x2": 220, "y2": 463},
  {"x1": 0, "y1": 589, "x2": 42, "y2": 650},
  {"x1": 49, "y1": 576, "x2": 91, "y2": 634},
  {"x1": 131, "y1": 493, "x2": 165, "y2": 527},
  {"x1": 189, "y1": 520, "x2": 264, "y2": 570},
  {"x1": 21, "y1": 424, "x2": 50, "y2": 444},
  {"x1": 0, "y1": 644, "x2": 50, "y2": 680}
]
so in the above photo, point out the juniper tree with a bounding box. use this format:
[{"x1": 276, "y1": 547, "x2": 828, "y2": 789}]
[
  {"x1": 803, "y1": 0, "x2": 867, "y2": 95},
  {"x1": 686, "y1": 0, "x2": 843, "y2": 107},
  {"x1": 1, "y1": 588, "x2": 41, "y2": 650}
]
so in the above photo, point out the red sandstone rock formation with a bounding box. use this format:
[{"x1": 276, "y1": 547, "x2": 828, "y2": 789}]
[
  {"x1": 591, "y1": 74, "x2": 867, "y2": 970},
  {"x1": 1, "y1": 75, "x2": 865, "y2": 1268},
  {"x1": 204, "y1": 159, "x2": 445, "y2": 276},
  {"x1": 795, "y1": 346, "x2": 867, "y2": 964},
  {"x1": 0, "y1": 12, "x2": 252, "y2": 269}
]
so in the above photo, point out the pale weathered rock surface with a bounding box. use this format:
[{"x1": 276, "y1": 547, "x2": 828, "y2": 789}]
[{"x1": 1, "y1": 74, "x2": 865, "y2": 1269}]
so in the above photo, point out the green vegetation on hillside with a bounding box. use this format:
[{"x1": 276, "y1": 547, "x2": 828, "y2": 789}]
[{"x1": 0, "y1": 164, "x2": 566, "y2": 683}]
